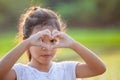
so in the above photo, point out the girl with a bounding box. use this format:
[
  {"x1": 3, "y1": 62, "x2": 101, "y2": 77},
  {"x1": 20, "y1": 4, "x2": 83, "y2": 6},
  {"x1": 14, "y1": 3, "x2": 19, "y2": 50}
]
[{"x1": 0, "y1": 6, "x2": 106, "y2": 80}]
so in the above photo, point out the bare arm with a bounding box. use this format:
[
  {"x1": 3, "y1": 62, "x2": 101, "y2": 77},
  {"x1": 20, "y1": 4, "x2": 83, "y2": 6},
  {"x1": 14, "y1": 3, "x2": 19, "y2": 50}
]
[
  {"x1": 0, "y1": 40, "x2": 30, "y2": 80},
  {"x1": 52, "y1": 30, "x2": 106, "y2": 78},
  {"x1": 70, "y1": 42, "x2": 106, "y2": 78},
  {"x1": 0, "y1": 29, "x2": 51, "y2": 80}
]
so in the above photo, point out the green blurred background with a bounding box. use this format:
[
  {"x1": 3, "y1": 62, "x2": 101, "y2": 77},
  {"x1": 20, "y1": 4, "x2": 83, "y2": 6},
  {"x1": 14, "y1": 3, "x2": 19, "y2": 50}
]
[{"x1": 0, "y1": 0, "x2": 120, "y2": 80}]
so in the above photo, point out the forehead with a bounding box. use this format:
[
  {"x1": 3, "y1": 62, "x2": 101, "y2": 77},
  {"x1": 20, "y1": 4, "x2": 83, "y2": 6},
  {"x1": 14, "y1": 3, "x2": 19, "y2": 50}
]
[{"x1": 32, "y1": 25, "x2": 56, "y2": 34}]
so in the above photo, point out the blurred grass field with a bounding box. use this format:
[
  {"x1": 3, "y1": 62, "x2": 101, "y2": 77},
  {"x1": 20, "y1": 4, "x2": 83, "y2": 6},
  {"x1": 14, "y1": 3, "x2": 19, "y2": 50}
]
[{"x1": 0, "y1": 28, "x2": 120, "y2": 80}]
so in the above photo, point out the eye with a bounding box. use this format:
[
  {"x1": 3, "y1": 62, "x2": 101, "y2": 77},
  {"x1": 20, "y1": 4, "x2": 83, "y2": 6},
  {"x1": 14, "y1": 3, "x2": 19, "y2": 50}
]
[{"x1": 50, "y1": 39, "x2": 57, "y2": 43}]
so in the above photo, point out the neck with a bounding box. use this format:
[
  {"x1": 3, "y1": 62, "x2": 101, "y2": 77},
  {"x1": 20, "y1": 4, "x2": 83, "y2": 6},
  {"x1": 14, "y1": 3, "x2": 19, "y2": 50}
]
[{"x1": 28, "y1": 59, "x2": 52, "y2": 72}]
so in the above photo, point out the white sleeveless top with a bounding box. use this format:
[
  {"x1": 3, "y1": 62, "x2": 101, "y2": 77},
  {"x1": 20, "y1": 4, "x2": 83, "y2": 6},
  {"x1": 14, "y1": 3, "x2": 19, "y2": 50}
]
[{"x1": 13, "y1": 61, "x2": 82, "y2": 80}]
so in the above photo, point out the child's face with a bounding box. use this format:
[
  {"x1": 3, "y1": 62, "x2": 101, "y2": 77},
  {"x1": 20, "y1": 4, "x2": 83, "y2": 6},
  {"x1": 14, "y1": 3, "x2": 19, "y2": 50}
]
[{"x1": 29, "y1": 25, "x2": 57, "y2": 64}]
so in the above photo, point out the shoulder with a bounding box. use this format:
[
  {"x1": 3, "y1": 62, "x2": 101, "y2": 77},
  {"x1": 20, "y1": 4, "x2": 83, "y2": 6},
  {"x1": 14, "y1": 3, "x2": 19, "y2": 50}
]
[
  {"x1": 12, "y1": 63, "x2": 34, "y2": 80},
  {"x1": 55, "y1": 61, "x2": 79, "y2": 67},
  {"x1": 2, "y1": 63, "x2": 26, "y2": 80},
  {"x1": 12, "y1": 63, "x2": 27, "y2": 71},
  {"x1": 13, "y1": 63, "x2": 26, "y2": 67},
  {"x1": 12, "y1": 63, "x2": 31, "y2": 75},
  {"x1": 52, "y1": 61, "x2": 80, "y2": 80},
  {"x1": 53, "y1": 61, "x2": 80, "y2": 71}
]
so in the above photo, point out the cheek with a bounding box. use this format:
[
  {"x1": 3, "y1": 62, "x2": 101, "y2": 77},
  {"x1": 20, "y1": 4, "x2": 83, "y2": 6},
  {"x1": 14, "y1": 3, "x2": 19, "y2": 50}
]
[
  {"x1": 29, "y1": 46, "x2": 42, "y2": 56},
  {"x1": 52, "y1": 49, "x2": 57, "y2": 56}
]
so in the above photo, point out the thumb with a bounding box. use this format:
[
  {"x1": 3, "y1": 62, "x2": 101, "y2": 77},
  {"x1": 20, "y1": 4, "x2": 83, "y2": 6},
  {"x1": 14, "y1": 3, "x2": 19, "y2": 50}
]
[
  {"x1": 35, "y1": 42, "x2": 47, "y2": 47},
  {"x1": 51, "y1": 44, "x2": 59, "y2": 49},
  {"x1": 52, "y1": 44, "x2": 65, "y2": 49}
]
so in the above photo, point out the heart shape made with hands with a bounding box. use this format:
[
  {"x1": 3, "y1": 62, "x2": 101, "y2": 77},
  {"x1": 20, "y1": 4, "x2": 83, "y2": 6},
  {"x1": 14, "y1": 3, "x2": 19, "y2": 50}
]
[
  {"x1": 41, "y1": 35, "x2": 59, "y2": 45},
  {"x1": 39, "y1": 30, "x2": 61, "y2": 49}
]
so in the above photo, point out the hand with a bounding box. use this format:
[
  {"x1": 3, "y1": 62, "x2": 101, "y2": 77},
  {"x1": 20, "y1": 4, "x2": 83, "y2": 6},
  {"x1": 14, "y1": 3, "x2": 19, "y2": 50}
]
[
  {"x1": 52, "y1": 30, "x2": 75, "y2": 48},
  {"x1": 27, "y1": 29, "x2": 52, "y2": 48}
]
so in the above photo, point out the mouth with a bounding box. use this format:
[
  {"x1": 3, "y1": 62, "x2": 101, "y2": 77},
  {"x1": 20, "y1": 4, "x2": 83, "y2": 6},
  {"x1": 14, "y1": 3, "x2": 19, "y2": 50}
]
[{"x1": 41, "y1": 54, "x2": 51, "y2": 58}]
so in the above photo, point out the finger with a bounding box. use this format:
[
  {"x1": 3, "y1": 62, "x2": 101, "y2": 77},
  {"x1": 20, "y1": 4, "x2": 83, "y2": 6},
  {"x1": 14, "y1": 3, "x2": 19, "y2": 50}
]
[
  {"x1": 35, "y1": 41, "x2": 42, "y2": 46},
  {"x1": 51, "y1": 44, "x2": 58, "y2": 49},
  {"x1": 53, "y1": 33, "x2": 65, "y2": 40},
  {"x1": 52, "y1": 32, "x2": 61, "y2": 38},
  {"x1": 52, "y1": 29, "x2": 59, "y2": 34},
  {"x1": 37, "y1": 29, "x2": 52, "y2": 38},
  {"x1": 51, "y1": 43, "x2": 64, "y2": 49},
  {"x1": 52, "y1": 30, "x2": 59, "y2": 37},
  {"x1": 41, "y1": 42, "x2": 49, "y2": 48},
  {"x1": 35, "y1": 41, "x2": 47, "y2": 48},
  {"x1": 52, "y1": 30, "x2": 65, "y2": 38},
  {"x1": 46, "y1": 44, "x2": 52, "y2": 50},
  {"x1": 40, "y1": 43, "x2": 48, "y2": 50},
  {"x1": 43, "y1": 29, "x2": 51, "y2": 36},
  {"x1": 41, "y1": 43, "x2": 52, "y2": 50},
  {"x1": 52, "y1": 45, "x2": 61, "y2": 49}
]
